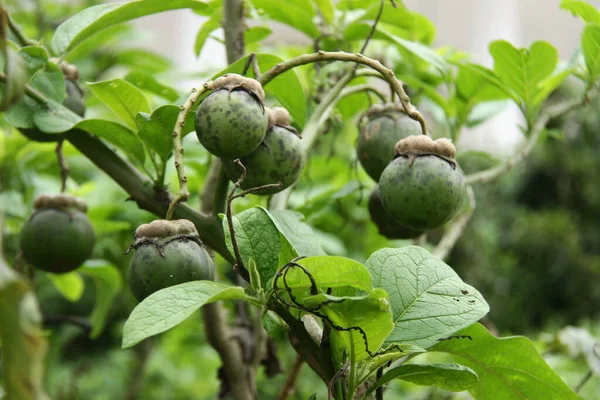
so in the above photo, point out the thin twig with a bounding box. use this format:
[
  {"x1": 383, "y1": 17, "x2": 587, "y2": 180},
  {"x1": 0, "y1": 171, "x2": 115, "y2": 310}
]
[
  {"x1": 432, "y1": 185, "x2": 476, "y2": 260},
  {"x1": 166, "y1": 82, "x2": 214, "y2": 220},
  {"x1": 0, "y1": 72, "x2": 48, "y2": 106},
  {"x1": 55, "y1": 138, "x2": 69, "y2": 193},
  {"x1": 465, "y1": 95, "x2": 590, "y2": 185},
  {"x1": 242, "y1": 53, "x2": 261, "y2": 80},
  {"x1": 257, "y1": 51, "x2": 427, "y2": 134},
  {"x1": 575, "y1": 370, "x2": 593, "y2": 394},
  {"x1": 358, "y1": 0, "x2": 385, "y2": 56},
  {"x1": 277, "y1": 355, "x2": 304, "y2": 400}
]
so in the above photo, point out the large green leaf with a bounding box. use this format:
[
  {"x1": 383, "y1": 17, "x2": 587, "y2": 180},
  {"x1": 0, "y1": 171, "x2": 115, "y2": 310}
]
[
  {"x1": 80, "y1": 261, "x2": 123, "y2": 339},
  {"x1": 135, "y1": 105, "x2": 196, "y2": 163},
  {"x1": 215, "y1": 54, "x2": 306, "y2": 127},
  {"x1": 560, "y1": 0, "x2": 600, "y2": 24},
  {"x1": 366, "y1": 246, "x2": 489, "y2": 349},
  {"x1": 270, "y1": 210, "x2": 326, "y2": 256},
  {"x1": 46, "y1": 271, "x2": 84, "y2": 303},
  {"x1": 250, "y1": 0, "x2": 318, "y2": 38},
  {"x1": 276, "y1": 256, "x2": 372, "y2": 292},
  {"x1": 77, "y1": 119, "x2": 146, "y2": 165},
  {"x1": 52, "y1": 0, "x2": 208, "y2": 55},
  {"x1": 367, "y1": 364, "x2": 478, "y2": 396},
  {"x1": 489, "y1": 40, "x2": 558, "y2": 109},
  {"x1": 87, "y1": 79, "x2": 151, "y2": 131},
  {"x1": 581, "y1": 24, "x2": 600, "y2": 82},
  {"x1": 124, "y1": 70, "x2": 179, "y2": 102},
  {"x1": 0, "y1": 258, "x2": 50, "y2": 400},
  {"x1": 223, "y1": 206, "x2": 298, "y2": 289},
  {"x1": 122, "y1": 281, "x2": 246, "y2": 348},
  {"x1": 303, "y1": 289, "x2": 394, "y2": 361},
  {"x1": 431, "y1": 323, "x2": 578, "y2": 400}
]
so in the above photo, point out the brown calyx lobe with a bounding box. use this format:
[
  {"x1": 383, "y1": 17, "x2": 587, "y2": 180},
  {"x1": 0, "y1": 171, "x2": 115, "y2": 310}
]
[{"x1": 394, "y1": 135, "x2": 457, "y2": 167}]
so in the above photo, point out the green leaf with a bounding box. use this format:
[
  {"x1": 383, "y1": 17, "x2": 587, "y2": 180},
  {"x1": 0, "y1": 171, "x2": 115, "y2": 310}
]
[
  {"x1": 124, "y1": 70, "x2": 179, "y2": 102},
  {"x1": 223, "y1": 206, "x2": 298, "y2": 289},
  {"x1": 366, "y1": 246, "x2": 489, "y2": 349},
  {"x1": 194, "y1": 8, "x2": 222, "y2": 56},
  {"x1": 581, "y1": 24, "x2": 600, "y2": 82},
  {"x1": 366, "y1": 364, "x2": 478, "y2": 396},
  {"x1": 244, "y1": 26, "x2": 272, "y2": 44},
  {"x1": 122, "y1": 281, "x2": 246, "y2": 348},
  {"x1": 47, "y1": 271, "x2": 84, "y2": 303},
  {"x1": 76, "y1": 119, "x2": 146, "y2": 165},
  {"x1": 248, "y1": 258, "x2": 262, "y2": 291},
  {"x1": 214, "y1": 54, "x2": 306, "y2": 127},
  {"x1": 489, "y1": 40, "x2": 558, "y2": 109},
  {"x1": 0, "y1": 48, "x2": 27, "y2": 111},
  {"x1": 560, "y1": 0, "x2": 600, "y2": 24},
  {"x1": 430, "y1": 323, "x2": 579, "y2": 400},
  {"x1": 87, "y1": 79, "x2": 151, "y2": 131},
  {"x1": 313, "y1": 0, "x2": 334, "y2": 23},
  {"x1": 30, "y1": 62, "x2": 66, "y2": 103},
  {"x1": 52, "y1": 0, "x2": 208, "y2": 56},
  {"x1": 80, "y1": 261, "x2": 123, "y2": 339},
  {"x1": 276, "y1": 256, "x2": 372, "y2": 292},
  {"x1": 303, "y1": 289, "x2": 394, "y2": 361},
  {"x1": 533, "y1": 67, "x2": 573, "y2": 106},
  {"x1": 0, "y1": 258, "x2": 50, "y2": 400},
  {"x1": 250, "y1": 0, "x2": 318, "y2": 37},
  {"x1": 113, "y1": 48, "x2": 172, "y2": 73},
  {"x1": 33, "y1": 97, "x2": 81, "y2": 133},
  {"x1": 270, "y1": 210, "x2": 326, "y2": 256}
]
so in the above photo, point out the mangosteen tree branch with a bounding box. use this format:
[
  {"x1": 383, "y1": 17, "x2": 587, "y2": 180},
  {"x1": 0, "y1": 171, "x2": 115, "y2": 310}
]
[
  {"x1": 432, "y1": 185, "x2": 476, "y2": 260},
  {"x1": 257, "y1": 51, "x2": 428, "y2": 135}
]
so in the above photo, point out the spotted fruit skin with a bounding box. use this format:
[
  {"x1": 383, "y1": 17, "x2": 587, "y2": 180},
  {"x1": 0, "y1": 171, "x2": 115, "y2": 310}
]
[
  {"x1": 128, "y1": 238, "x2": 214, "y2": 302},
  {"x1": 222, "y1": 125, "x2": 305, "y2": 195},
  {"x1": 195, "y1": 89, "x2": 268, "y2": 158},
  {"x1": 357, "y1": 112, "x2": 421, "y2": 181},
  {"x1": 368, "y1": 185, "x2": 423, "y2": 239},
  {"x1": 379, "y1": 155, "x2": 465, "y2": 230},
  {"x1": 20, "y1": 208, "x2": 95, "y2": 273}
]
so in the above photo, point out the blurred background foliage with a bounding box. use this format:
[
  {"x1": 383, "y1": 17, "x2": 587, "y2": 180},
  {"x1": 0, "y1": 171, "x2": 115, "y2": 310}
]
[{"x1": 1, "y1": 0, "x2": 599, "y2": 399}]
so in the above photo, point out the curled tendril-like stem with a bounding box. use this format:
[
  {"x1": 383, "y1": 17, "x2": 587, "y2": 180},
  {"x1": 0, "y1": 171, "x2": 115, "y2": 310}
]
[{"x1": 225, "y1": 159, "x2": 283, "y2": 281}]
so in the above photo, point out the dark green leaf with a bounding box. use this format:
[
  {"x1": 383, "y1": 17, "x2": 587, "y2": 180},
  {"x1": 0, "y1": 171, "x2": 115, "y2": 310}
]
[
  {"x1": 80, "y1": 260, "x2": 123, "y2": 339},
  {"x1": 124, "y1": 70, "x2": 179, "y2": 102},
  {"x1": 52, "y1": 0, "x2": 208, "y2": 55},
  {"x1": 366, "y1": 246, "x2": 489, "y2": 349},
  {"x1": 87, "y1": 79, "x2": 151, "y2": 131},
  {"x1": 303, "y1": 289, "x2": 394, "y2": 360},
  {"x1": 76, "y1": 119, "x2": 146, "y2": 165},
  {"x1": 215, "y1": 54, "x2": 306, "y2": 127},
  {"x1": 122, "y1": 281, "x2": 247, "y2": 348},
  {"x1": 560, "y1": 0, "x2": 600, "y2": 24},
  {"x1": 367, "y1": 364, "x2": 478, "y2": 396},
  {"x1": 431, "y1": 323, "x2": 579, "y2": 400},
  {"x1": 223, "y1": 206, "x2": 298, "y2": 288},
  {"x1": 581, "y1": 24, "x2": 600, "y2": 81},
  {"x1": 276, "y1": 256, "x2": 372, "y2": 292},
  {"x1": 270, "y1": 210, "x2": 326, "y2": 256}
]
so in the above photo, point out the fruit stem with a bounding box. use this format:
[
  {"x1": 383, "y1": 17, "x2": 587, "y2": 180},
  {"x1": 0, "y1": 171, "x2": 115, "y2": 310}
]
[
  {"x1": 339, "y1": 84, "x2": 387, "y2": 103},
  {"x1": 257, "y1": 51, "x2": 428, "y2": 135},
  {"x1": 55, "y1": 139, "x2": 69, "y2": 193},
  {"x1": 166, "y1": 82, "x2": 214, "y2": 220}
]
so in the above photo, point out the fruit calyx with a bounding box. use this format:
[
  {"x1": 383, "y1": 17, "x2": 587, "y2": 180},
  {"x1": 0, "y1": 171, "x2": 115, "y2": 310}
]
[
  {"x1": 394, "y1": 135, "x2": 456, "y2": 168},
  {"x1": 34, "y1": 193, "x2": 87, "y2": 213},
  {"x1": 266, "y1": 106, "x2": 299, "y2": 136},
  {"x1": 361, "y1": 102, "x2": 408, "y2": 120},
  {"x1": 211, "y1": 73, "x2": 265, "y2": 102},
  {"x1": 128, "y1": 219, "x2": 206, "y2": 257}
]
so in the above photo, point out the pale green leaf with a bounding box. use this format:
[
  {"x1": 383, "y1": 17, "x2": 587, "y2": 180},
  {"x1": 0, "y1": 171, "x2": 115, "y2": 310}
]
[
  {"x1": 431, "y1": 323, "x2": 578, "y2": 400},
  {"x1": 77, "y1": 119, "x2": 146, "y2": 165},
  {"x1": 47, "y1": 271, "x2": 84, "y2": 303},
  {"x1": 194, "y1": 9, "x2": 222, "y2": 56},
  {"x1": 270, "y1": 210, "x2": 326, "y2": 256},
  {"x1": 0, "y1": 49, "x2": 27, "y2": 111},
  {"x1": 581, "y1": 24, "x2": 600, "y2": 81},
  {"x1": 560, "y1": 0, "x2": 600, "y2": 24},
  {"x1": 250, "y1": 0, "x2": 318, "y2": 37},
  {"x1": 313, "y1": 0, "x2": 334, "y2": 23},
  {"x1": 122, "y1": 281, "x2": 246, "y2": 348},
  {"x1": 366, "y1": 246, "x2": 489, "y2": 349},
  {"x1": 124, "y1": 70, "x2": 179, "y2": 102},
  {"x1": 52, "y1": 0, "x2": 208, "y2": 55}
]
